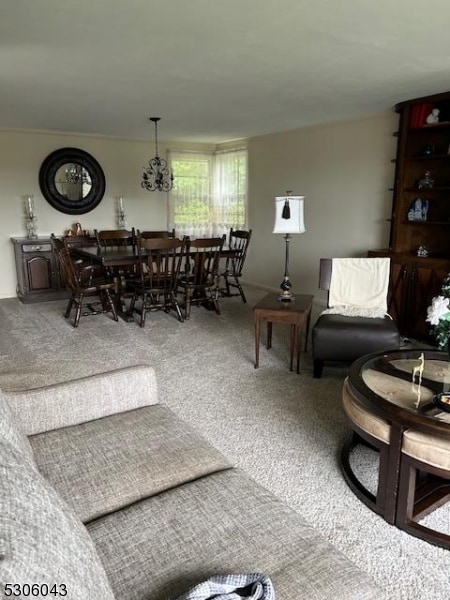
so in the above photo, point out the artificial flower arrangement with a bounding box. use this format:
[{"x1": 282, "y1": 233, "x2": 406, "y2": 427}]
[{"x1": 426, "y1": 273, "x2": 450, "y2": 350}]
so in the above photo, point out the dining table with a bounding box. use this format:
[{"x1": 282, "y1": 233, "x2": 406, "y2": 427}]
[{"x1": 70, "y1": 244, "x2": 238, "y2": 321}]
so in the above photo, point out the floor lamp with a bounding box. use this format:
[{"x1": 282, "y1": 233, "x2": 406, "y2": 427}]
[{"x1": 273, "y1": 192, "x2": 306, "y2": 301}]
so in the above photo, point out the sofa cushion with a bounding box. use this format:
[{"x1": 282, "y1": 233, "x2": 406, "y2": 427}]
[
  {"x1": 30, "y1": 404, "x2": 232, "y2": 523},
  {"x1": 0, "y1": 440, "x2": 115, "y2": 600},
  {"x1": 88, "y1": 469, "x2": 379, "y2": 600},
  {"x1": 0, "y1": 390, "x2": 35, "y2": 467}
]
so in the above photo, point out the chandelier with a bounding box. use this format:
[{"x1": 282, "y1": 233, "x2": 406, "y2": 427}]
[
  {"x1": 141, "y1": 117, "x2": 174, "y2": 192},
  {"x1": 65, "y1": 164, "x2": 90, "y2": 185}
]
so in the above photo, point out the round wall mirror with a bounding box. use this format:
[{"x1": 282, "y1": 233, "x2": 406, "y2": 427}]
[{"x1": 39, "y1": 147, "x2": 106, "y2": 214}]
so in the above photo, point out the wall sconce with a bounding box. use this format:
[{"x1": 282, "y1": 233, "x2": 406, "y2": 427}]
[{"x1": 273, "y1": 191, "x2": 306, "y2": 301}]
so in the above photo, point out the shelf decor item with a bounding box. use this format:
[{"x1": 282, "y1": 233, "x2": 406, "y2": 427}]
[
  {"x1": 273, "y1": 191, "x2": 306, "y2": 301},
  {"x1": 426, "y1": 108, "x2": 440, "y2": 124},
  {"x1": 417, "y1": 171, "x2": 434, "y2": 190},
  {"x1": 407, "y1": 198, "x2": 429, "y2": 222},
  {"x1": 24, "y1": 195, "x2": 37, "y2": 240},
  {"x1": 409, "y1": 103, "x2": 433, "y2": 128}
]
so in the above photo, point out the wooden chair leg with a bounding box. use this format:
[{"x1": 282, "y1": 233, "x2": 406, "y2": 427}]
[
  {"x1": 211, "y1": 289, "x2": 221, "y2": 315},
  {"x1": 235, "y1": 276, "x2": 247, "y2": 303},
  {"x1": 185, "y1": 290, "x2": 191, "y2": 320},
  {"x1": 139, "y1": 292, "x2": 147, "y2": 328},
  {"x1": 104, "y1": 289, "x2": 118, "y2": 322},
  {"x1": 171, "y1": 292, "x2": 184, "y2": 322},
  {"x1": 64, "y1": 296, "x2": 74, "y2": 318},
  {"x1": 74, "y1": 295, "x2": 83, "y2": 328},
  {"x1": 224, "y1": 275, "x2": 231, "y2": 297}
]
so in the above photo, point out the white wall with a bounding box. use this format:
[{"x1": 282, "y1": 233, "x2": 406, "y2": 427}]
[
  {"x1": 245, "y1": 111, "x2": 398, "y2": 305},
  {"x1": 0, "y1": 130, "x2": 205, "y2": 298},
  {"x1": 0, "y1": 112, "x2": 398, "y2": 300}
]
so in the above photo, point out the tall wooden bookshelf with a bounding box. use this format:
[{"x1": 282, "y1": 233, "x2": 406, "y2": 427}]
[{"x1": 369, "y1": 90, "x2": 450, "y2": 340}]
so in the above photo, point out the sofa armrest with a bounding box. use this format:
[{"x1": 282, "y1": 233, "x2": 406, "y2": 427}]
[{"x1": 5, "y1": 364, "x2": 158, "y2": 436}]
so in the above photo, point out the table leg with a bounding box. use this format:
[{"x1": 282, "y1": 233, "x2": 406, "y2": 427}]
[
  {"x1": 289, "y1": 324, "x2": 296, "y2": 371},
  {"x1": 267, "y1": 322, "x2": 272, "y2": 349},
  {"x1": 254, "y1": 316, "x2": 260, "y2": 369},
  {"x1": 384, "y1": 422, "x2": 404, "y2": 524},
  {"x1": 296, "y1": 323, "x2": 302, "y2": 374}
]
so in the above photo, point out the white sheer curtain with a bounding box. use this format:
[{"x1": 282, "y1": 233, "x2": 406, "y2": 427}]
[
  {"x1": 168, "y1": 148, "x2": 247, "y2": 239},
  {"x1": 214, "y1": 149, "x2": 247, "y2": 237}
]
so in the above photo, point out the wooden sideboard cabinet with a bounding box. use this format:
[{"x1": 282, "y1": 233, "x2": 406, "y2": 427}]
[{"x1": 12, "y1": 237, "x2": 67, "y2": 303}]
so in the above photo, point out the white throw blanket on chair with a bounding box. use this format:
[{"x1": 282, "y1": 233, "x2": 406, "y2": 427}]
[{"x1": 323, "y1": 257, "x2": 390, "y2": 319}]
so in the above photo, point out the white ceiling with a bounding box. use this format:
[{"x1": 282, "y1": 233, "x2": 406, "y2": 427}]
[{"x1": 2, "y1": 0, "x2": 450, "y2": 143}]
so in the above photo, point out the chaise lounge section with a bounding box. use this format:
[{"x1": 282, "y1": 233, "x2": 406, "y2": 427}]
[{"x1": 1, "y1": 365, "x2": 381, "y2": 599}]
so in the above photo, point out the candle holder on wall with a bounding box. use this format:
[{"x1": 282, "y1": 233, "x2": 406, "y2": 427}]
[
  {"x1": 24, "y1": 195, "x2": 38, "y2": 239},
  {"x1": 117, "y1": 196, "x2": 127, "y2": 229}
]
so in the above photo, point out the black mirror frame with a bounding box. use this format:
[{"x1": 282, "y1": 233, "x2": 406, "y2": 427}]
[{"x1": 39, "y1": 147, "x2": 106, "y2": 215}]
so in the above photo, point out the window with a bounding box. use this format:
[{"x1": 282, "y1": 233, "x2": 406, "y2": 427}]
[{"x1": 168, "y1": 148, "x2": 247, "y2": 238}]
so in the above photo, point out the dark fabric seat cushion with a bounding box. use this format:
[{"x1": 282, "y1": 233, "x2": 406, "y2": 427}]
[
  {"x1": 312, "y1": 314, "x2": 400, "y2": 362},
  {"x1": 30, "y1": 404, "x2": 231, "y2": 523},
  {"x1": 87, "y1": 469, "x2": 379, "y2": 600}
]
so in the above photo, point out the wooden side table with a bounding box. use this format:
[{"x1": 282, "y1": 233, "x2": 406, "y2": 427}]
[{"x1": 253, "y1": 292, "x2": 313, "y2": 373}]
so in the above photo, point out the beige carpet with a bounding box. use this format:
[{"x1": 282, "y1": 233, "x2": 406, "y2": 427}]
[{"x1": 0, "y1": 287, "x2": 449, "y2": 600}]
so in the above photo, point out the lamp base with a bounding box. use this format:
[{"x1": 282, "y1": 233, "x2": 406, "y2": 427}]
[
  {"x1": 277, "y1": 291, "x2": 295, "y2": 302},
  {"x1": 278, "y1": 275, "x2": 294, "y2": 301}
]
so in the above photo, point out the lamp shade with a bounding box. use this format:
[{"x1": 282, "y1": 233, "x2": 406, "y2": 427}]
[{"x1": 273, "y1": 196, "x2": 306, "y2": 234}]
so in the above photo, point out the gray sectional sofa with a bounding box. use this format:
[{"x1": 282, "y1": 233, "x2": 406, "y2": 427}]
[{"x1": 1, "y1": 364, "x2": 381, "y2": 599}]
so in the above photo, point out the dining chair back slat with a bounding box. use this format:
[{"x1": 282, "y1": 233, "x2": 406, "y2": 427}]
[{"x1": 137, "y1": 229, "x2": 176, "y2": 239}]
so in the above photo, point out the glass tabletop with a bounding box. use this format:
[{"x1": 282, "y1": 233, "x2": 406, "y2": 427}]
[{"x1": 350, "y1": 349, "x2": 450, "y2": 425}]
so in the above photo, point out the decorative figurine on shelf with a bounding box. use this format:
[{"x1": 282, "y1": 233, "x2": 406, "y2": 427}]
[
  {"x1": 426, "y1": 108, "x2": 440, "y2": 124},
  {"x1": 75, "y1": 222, "x2": 83, "y2": 236},
  {"x1": 417, "y1": 245, "x2": 429, "y2": 258},
  {"x1": 407, "y1": 198, "x2": 429, "y2": 221},
  {"x1": 417, "y1": 170, "x2": 434, "y2": 190},
  {"x1": 420, "y1": 144, "x2": 435, "y2": 156}
]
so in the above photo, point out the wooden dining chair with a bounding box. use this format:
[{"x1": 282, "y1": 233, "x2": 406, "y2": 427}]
[
  {"x1": 95, "y1": 228, "x2": 136, "y2": 250},
  {"x1": 221, "y1": 228, "x2": 252, "y2": 303},
  {"x1": 129, "y1": 236, "x2": 185, "y2": 327},
  {"x1": 177, "y1": 235, "x2": 225, "y2": 320},
  {"x1": 57, "y1": 248, "x2": 118, "y2": 328},
  {"x1": 137, "y1": 228, "x2": 176, "y2": 239},
  {"x1": 94, "y1": 228, "x2": 138, "y2": 298}
]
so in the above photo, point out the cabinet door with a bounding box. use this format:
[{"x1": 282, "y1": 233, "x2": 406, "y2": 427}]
[{"x1": 23, "y1": 253, "x2": 54, "y2": 292}]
